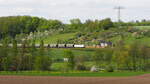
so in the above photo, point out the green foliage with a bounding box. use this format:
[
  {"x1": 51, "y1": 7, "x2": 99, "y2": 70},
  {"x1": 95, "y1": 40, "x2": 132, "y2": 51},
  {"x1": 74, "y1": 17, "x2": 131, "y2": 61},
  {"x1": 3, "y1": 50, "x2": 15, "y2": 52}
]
[
  {"x1": 0, "y1": 71, "x2": 148, "y2": 77},
  {"x1": 64, "y1": 50, "x2": 75, "y2": 71},
  {"x1": 128, "y1": 42, "x2": 141, "y2": 71},
  {"x1": 69, "y1": 19, "x2": 82, "y2": 31},
  {"x1": 37, "y1": 19, "x2": 64, "y2": 31},
  {"x1": 75, "y1": 55, "x2": 86, "y2": 71},
  {"x1": 35, "y1": 33, "x2": 77, "y2": 44},
  {"x1": 93, "y1": 49, "x2": 104, "y2": 67},
  {"x1": 100, "y1": 18, "x2": 114, "y2": 30},
  {"x1": 10, "y1": 40, "x2": 19, "y2": 71},
  {"x1": 0, "y1": 43, "x2": 149, "y2": 72},
  {"x1": 0, "y1": 38, "x2": 9, "y2": 71},
  {"x1": 34, "y1": 40, "x2": 52, "y2": 71},
  {"x1": 0, "y1": 16, "x2": 64, "y2": 39},
  {"x1": 0, "y1": 16, "x2": 150, "y2": 73},
  {"x1": 105, "y1": 65, "x2": 114, "y2": 72},
  {"x1": 34, "y1": 56, "x2": 42, "y2": 71}
]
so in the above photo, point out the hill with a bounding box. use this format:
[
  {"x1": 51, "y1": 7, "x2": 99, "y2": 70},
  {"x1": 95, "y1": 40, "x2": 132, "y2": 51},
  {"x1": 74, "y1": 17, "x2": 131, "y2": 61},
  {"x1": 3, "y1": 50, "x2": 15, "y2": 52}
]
[
  {"x1": 35, "y1": 33, "x2": 77, "y2": 44},
  {"x1": 0, "y1": 16, "x2": 150, "y2": 46}
]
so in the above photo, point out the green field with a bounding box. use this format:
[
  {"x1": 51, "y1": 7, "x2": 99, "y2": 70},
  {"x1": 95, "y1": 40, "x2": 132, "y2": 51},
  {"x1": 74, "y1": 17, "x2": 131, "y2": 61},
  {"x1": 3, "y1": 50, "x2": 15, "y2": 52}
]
[
  {"x1": 0, "y1": 71, "x2": 148, "y2": 77},
  {"x1": 36, "y1": 33, "x2": 77, "y2": 44},
  {"x1": 123, "y1": 37, "x2": 150, "y2": 45},
  {"x1": 134, "y1": 26, "x2": 150, "y2": 30},
  {"x1": 49, "y1": 48, "x2": 95, "y2": 59},
  {"x1": 109, "y1": 33, "x2": 150, "y2": 46}
]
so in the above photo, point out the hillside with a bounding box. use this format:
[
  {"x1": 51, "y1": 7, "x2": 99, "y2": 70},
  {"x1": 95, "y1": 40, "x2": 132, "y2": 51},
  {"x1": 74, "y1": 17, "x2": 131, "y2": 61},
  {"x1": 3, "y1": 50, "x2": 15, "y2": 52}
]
[
  {"x1": 134, "y1": 26, "x2": 150, "y2": 30},
  {"x1": 35, "y1": 33, "x2": 77, "y2": 44},
  {"x1": 30, "y1": 27, "x2": 150, "y2": 46},
  {"x1": 0, "y1": 16, "x2": 150, "y2": 46},
  {"x1": 20, "y1": 25, "x2": 150, "y2": 46}
]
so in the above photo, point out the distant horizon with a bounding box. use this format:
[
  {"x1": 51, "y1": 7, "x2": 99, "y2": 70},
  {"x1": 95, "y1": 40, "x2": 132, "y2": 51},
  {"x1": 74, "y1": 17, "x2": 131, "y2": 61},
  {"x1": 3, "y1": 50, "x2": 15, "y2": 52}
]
[{"x1": 0, "y1": 15, "x2": 149, "y2": 24}]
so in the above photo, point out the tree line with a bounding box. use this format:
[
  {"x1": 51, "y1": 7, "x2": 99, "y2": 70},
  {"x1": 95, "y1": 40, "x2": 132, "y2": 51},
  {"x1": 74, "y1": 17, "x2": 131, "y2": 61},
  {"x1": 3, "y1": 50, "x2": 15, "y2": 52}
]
[
  {"x1": 0, "y1": 16, "x2": 63, "y2": 39},
  {"x1": 0, "y1": 39, "x2": 149, "y2": 72},
  {"x1": 0, "y1": 39, "x2": 52, "y2": 71}
]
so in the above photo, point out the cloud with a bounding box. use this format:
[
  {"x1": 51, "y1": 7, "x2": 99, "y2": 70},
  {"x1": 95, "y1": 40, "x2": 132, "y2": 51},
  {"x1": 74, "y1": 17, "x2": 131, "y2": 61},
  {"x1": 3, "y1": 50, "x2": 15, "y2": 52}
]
[
  {"x1": 12, "y1": 8, "x2": 34, "y2": 13},
  {"x1": 0, "y1": 0, "x2": 150, "y2": 23}
]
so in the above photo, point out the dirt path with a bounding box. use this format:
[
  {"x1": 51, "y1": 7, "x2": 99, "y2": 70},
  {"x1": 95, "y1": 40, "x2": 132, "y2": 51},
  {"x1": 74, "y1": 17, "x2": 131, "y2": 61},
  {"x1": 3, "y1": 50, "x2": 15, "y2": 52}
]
[{"x1": 0, "y1": 74, "x2": 150, "y2": 84}]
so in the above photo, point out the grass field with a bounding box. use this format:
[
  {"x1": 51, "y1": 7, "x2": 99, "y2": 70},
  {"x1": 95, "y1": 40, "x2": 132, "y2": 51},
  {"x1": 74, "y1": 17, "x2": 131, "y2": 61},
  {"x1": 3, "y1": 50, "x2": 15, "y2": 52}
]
[
  {"x1": 48, "y1": 48, "x2": 95, "y2": 60},
  {"x1": 134, "y1": 26, "x2": 150, "y2": 30},
  {"x1": 34, "y1": 28, "x2": 150, "y2": 47},
  {"x1": 110, "y1": 34, "x2": 150, "y2": 46},
  {"x1": 0, "y1": 71, "x2": 149, "y2": 77},
  {"x1": 36, "y1": 33, "x2": 77, "y2": 44}
]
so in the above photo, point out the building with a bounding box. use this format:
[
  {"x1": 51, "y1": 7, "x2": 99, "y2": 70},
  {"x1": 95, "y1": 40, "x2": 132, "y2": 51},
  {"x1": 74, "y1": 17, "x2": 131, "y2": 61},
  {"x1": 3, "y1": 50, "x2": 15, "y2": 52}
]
[{"x1": 99, "y1": 40, "x2": 113, "y2": 48}]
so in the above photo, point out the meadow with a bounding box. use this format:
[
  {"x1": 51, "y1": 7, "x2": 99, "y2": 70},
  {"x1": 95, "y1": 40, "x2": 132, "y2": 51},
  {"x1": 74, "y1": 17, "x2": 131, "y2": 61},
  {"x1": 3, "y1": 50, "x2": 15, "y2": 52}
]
[
  {"x1": 134, "y1": 26, "x2": 150, "y2": 30},
  {"x1": 0, "y1": 71, "x2": 148, "y2": 77},
  {"x1": 35, "y1": 33, "x2": 77, "y2": 44}
]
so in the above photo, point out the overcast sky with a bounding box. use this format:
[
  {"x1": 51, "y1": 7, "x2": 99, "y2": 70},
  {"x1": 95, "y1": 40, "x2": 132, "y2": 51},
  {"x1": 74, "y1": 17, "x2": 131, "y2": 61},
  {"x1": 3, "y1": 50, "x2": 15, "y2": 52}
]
[{"x1": 0, "y1": 0, "x2": 150, "y2": 23}]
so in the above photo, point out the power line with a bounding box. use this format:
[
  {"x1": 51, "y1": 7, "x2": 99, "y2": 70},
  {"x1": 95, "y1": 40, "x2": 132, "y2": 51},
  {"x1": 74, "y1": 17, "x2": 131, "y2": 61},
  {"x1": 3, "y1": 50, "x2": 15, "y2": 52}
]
[{"x1": 114, "y1": 6, "x2": 125, "y2": 22}]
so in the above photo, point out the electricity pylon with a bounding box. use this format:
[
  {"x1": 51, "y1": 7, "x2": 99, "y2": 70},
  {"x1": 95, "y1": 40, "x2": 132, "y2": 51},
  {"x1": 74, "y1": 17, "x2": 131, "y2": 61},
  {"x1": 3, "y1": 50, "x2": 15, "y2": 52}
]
[{"x1": 114, "y1": 6, "x2": 124, "y2": 22}]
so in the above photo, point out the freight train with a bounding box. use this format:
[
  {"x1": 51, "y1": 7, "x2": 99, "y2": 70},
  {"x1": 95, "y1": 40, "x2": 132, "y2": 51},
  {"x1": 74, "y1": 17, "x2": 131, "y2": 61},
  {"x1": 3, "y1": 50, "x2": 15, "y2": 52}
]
[
  {"x1": 0, "y1": 44, "x2": 85, "y2": 48},
  {"x1": 0, "y1": 40, "x2": 113, "y2": 48}
]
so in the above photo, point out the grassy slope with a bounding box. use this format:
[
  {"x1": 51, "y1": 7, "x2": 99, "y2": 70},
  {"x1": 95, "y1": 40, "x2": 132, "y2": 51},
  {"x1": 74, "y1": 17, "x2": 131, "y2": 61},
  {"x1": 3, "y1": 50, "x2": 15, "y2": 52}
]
[
  {"x1": 134, "y1": 26, "x2": 150, "y2": 30},
  {"x1": 48, "y1": 48, "x2": 94, "y2": 60},
  {"x1": 0, "y1": 71, "x2": 149, "y2": 77},
  {"x1": 109, "y1": 34, "x2": 150, "y2": 46},
  {"x1": 35, "y1": 26, "x2": 150, "y2": 45},
  {"x1": 36, "y1": 33, "x2": 77, "y2": 44}
]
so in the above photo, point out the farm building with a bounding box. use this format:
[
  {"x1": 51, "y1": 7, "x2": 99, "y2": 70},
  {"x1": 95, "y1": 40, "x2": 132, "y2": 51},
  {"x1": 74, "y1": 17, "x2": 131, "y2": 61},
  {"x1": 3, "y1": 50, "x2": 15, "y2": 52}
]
[{"x1": 99, "y1": 40, "x2": 113, "y2": 48}]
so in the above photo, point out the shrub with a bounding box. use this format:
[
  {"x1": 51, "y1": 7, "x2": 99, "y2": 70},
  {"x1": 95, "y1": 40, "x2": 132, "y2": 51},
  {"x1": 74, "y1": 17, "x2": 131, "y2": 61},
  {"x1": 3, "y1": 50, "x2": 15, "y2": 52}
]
[
  {"x1": 75, "y1": 64, "x2": 86, "y2": 71},
  {"x1": 106, "y1": 65, "x2": 114, "y2": 72}
]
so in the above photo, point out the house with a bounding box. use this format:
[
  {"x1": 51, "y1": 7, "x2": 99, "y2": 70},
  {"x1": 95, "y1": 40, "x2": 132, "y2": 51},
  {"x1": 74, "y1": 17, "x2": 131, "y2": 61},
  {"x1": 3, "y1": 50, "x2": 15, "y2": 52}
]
[{"x1": 99, "y1": 40, "x2": 113, "y2": 48}]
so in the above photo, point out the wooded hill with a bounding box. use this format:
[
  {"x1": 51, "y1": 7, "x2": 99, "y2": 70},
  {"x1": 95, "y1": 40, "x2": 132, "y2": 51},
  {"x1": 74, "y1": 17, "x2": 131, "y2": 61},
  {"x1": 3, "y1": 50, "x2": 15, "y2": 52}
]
[{"x1": 0, "y1": 16, "x2": 150, "y2": 45}]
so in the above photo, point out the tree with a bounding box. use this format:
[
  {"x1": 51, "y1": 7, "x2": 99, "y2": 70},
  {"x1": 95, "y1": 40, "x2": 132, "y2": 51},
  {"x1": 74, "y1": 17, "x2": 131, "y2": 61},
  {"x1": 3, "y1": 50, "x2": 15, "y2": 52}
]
[
  {"x1": 34, "y1": 40, "x2": 51, "y2": 71},
  {"x1": 93, "y1": 49, "x2": 105, "y2": 68},
  {"x1": 75, "y1": 55, "x2": 86, "y2": 70},
  {"x1": 139, "y1": 45, "x2": 150, "y2": 71},
  {"x1": 29, "y1": 40, "x2": 37, "y2": 70},
  {"x1": 0, "y1": 38, "x2": 9, "y2": 71},
  {"x1": 69, "y1": 19, "x2": 82, "y2": 31},
  {"x1": 113, "y1": 47, "x2": 129, "y2": 70},
  {"x1": 100, "y1": 18, "x2": 114, "y2": 30},
  {"x1": 64, "y1": 50, "x2": 75, "y2": 71},
  {"x1": 34, "y1": 40, "x2": 44, "y2": 71},
  {"x1": 20, "y1": 39, "x2": 29, "y2": 70},
  {"x1": 10, "y1": 39, "x2": 20, "y2": 71},
  {"x1": 128, "y1": 42, "x2": 141, "y2": 71},
  {"x1": 84, "y1": 20, "x2": 99, "y2": 32},
  {"x1": 34, "y1": 56, "x2": 42, "y2": 71}
]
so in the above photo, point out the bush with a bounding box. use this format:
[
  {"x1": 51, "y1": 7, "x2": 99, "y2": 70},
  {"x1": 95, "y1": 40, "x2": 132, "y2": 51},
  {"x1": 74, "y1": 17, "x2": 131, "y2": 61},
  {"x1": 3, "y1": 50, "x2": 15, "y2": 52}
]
[
  {"x1": 106, "y1": 65, "x2": 114, "y2": 72},
  {"x1": 143, "y1": 30, "x2": 150, "y2": 37},
  {"x1": 128, "y1": 28, "x2": 139, "y2": 33},
  {"x1": 75, "y1": 64, "x2": 86, "y2": 71}
]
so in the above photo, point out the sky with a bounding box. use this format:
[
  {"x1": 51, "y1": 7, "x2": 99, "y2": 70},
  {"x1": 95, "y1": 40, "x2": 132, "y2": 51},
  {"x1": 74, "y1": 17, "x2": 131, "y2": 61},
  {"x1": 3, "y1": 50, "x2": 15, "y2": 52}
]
[{"x1": 0, "y1": 0, "x2": 150, "y2": 23}]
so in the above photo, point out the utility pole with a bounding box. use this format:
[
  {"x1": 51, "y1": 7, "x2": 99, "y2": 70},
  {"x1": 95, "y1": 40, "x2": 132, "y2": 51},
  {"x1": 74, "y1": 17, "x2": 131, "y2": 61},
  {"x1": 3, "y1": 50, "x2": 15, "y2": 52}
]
[{"x1": 114, "y1": 6, "x2": 124, "y2": 22}]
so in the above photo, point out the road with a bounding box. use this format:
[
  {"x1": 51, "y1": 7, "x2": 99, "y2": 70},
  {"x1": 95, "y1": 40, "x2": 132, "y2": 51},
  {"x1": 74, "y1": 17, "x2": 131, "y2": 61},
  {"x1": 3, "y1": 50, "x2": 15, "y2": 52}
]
[{"x1": 0, "y1": 74, "x2": 150, "y2": 84}]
